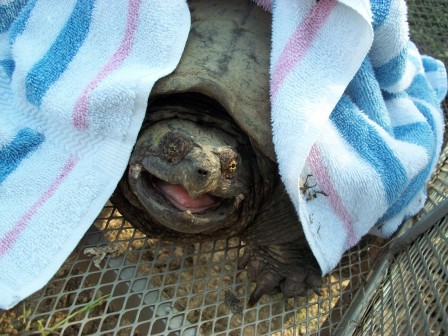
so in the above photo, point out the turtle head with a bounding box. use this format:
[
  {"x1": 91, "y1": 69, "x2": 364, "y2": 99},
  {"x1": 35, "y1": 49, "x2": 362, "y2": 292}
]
[
  {"x1": 112, "y1": 94, "x2": 274, "y2": 240},
  {"x1": 127, "y1": 118, "x2": 252, "y2": 234}
]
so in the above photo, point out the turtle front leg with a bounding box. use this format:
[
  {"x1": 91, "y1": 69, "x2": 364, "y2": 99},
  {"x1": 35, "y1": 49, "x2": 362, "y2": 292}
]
[
  {"x1": 238, "y1": 240, "x2": 322, "y2": 305},
  {"x1": 239, "y1": 181, "x2": 322, "y2": 305}
]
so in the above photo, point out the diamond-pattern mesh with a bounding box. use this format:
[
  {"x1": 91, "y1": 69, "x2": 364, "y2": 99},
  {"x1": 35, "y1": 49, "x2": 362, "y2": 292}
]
[
  {"x1": 354, "y1": 215, "x2": 448, "y2": 336},
  {"x1": 352, "y1": 3, "x2": 448, "y2": 332},
  {"x1": 1, "y1": 1, "x2": 447, "y2": 335},
  {"x1": 11, "y1": 206, "x2": 383, "y2": 336}
]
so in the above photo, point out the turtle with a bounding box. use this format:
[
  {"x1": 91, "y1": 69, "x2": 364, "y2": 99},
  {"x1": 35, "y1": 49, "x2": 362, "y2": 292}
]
[{"x1": 111, "y1": 0, "x2": 322, "y2": 305}]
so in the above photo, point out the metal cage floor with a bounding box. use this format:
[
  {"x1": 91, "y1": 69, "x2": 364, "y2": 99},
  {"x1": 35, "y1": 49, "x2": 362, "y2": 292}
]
[{"x1": 1, "y1": 0, "x2": 447, "y2": 335}]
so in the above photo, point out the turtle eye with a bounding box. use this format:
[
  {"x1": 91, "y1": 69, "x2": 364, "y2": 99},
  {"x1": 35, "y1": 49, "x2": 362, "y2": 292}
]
[
  {"x1": 220, "y1": 148, "x2": 238, "y2": 179},
  {"x1": 228, "y1": 160, "x2": 237, "y2": 173},
  {"x1": 168, "y1": 145, "x2": 177, "y2": 155},
  {"x1": 161, "y1": 131, "x2": 193, "y2": 163}
]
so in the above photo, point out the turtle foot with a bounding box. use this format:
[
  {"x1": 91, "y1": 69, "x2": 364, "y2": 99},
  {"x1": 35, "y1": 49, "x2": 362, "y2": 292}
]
[{"x1": 238, "y1": 243, "x2": 322, "y2": 306}]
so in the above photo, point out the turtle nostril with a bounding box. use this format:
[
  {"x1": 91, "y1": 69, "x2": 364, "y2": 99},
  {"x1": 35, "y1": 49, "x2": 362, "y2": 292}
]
[{"x1": 197, "y1": 168, "x2": 209, "y2": 177}]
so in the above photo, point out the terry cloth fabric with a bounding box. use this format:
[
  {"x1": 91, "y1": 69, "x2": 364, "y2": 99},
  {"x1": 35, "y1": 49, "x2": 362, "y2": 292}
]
[
  {"x1": 0, "y1": 0, "x2": 190, "y2": 309},
  {"x1": 0, "y1": 0, "x2": 446, "y2": 310},
  {"x1": 254, "y1": 0, "x2": 447, "y2": 274}
]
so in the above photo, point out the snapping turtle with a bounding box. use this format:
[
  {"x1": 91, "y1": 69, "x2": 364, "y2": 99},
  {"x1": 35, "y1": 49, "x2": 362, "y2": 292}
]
[{"x1": 112, "y1": 0, "x2": 322, "y2": 305}]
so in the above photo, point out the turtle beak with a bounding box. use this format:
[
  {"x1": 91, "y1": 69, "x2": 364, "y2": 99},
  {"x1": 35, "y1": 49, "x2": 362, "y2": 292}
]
[
  {"x1": 183, "y1": 166, "x2": 220, "y2": 198},
  {"x1": 184, "y1": 147, "x2": 223, "y2": 195}
]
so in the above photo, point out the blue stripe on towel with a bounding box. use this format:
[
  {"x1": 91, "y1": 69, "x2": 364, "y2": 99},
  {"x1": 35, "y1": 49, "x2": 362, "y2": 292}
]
[
  {"x1": 9, "y1": 0, "x2": 37, "y2": 42},
  {"x1": 0, "y1": 128, "x2": 44, "y2": 184},
  {"x1": 406, "y1": 74, "x2": 438, "y2": 107},
  {"x1": 346, "y1": 58, "x2": 392, "y2": 133},
  {"x1": 371, "y1": 0, "x2": 391, "y2": 30},
  {"x1": 381, "y1": 91, "x2": 406, "y2": 101},
  {"x1": 380, "y1": 165, "x2": 431, "y2": 223},
  {"x1": 421, "y1": 56, "x2": 448, "y2": 102},
  {"x1": 25, "y1": 0, "x2": 95, "y2": 107},
  {"x1": 394, "y1": 122, "x2": 433, "y2": 152},
  {"x1": 422, "y1": 56, "x2": 439, "y2": 72},
  {"x1": 413, "y1": 101, "x2": 437, "y2": 147},
  {"x1": 374, "y1": 48, "x2": 408, "y2": 88},
  {"x1": 381, "y1": 100, "x2": 438, "y2": 222},
  {"x1": 0, "y1": 0, "x2": 29, "y2": 33},
  {"x1": 0, "y1": 60, "x2": 15, "y2": 78},
  {"x1": 330, "y1": 96, "x2": 408, "y2": 205}
]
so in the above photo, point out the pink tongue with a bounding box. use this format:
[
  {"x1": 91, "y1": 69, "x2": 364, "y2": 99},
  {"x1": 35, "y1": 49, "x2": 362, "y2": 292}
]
[{"x1": 155, "y1": 180, "x2": 219, "y2": 213}]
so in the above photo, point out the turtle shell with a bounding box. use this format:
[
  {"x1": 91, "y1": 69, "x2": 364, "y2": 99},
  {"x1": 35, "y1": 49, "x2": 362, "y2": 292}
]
[
  {"x1": 111, "y1": 0, "x2": 276, "y2": 242},
  {"x1": 150, "y1": 0, "x2": 275, "y2": 161}
]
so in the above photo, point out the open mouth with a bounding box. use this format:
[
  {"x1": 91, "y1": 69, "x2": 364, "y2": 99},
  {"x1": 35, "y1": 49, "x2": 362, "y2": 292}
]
[
  {"x1": 138, "y1": 171, "x2": 226, "y2": 215},
  {"x1": 128, "y1": 167, "x2": 245, "y2": 234},
  {"x1": 152, "y1": 176, "x2": 222, "y2": 213}
]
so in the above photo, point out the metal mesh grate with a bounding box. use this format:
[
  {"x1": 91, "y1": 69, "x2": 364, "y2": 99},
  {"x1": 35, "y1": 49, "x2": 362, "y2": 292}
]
[
  {"x1": 354, "y1": 215, "x2": 448, "y2": 336},
  {"x1": 6, "y1": 207, "x2": 382, "y2": 335},
  {"x1": 334, "y1": 145, "x2": 448, "y2": 335},
  {"x1": 1, "y1": 1, "x2": 447, "y2": 335}
]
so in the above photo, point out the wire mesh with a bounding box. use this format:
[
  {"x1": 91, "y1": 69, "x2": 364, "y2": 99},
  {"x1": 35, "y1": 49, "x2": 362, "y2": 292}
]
[
  {"x1": 348, "y1": 3, "x2": 448, "y2": 333},
  {"x1": 3, "y1": 206, "x2": 382, "y2": 335},
  {"x1": 0, "y1": 0, "x2": 447, "y2": 335},
  {"x1": 354, "y1": 214, "x2": 448, "y2": 336}
]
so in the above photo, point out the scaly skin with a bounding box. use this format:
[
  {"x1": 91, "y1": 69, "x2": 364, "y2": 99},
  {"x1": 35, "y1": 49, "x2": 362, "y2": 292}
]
[
  {"x1": 112, "y1": 0, "x2": 323, "y2": 304},
  {"x1": 113, "y1": 97, "x2": 268, "y2": 242},
  {"x1": 112, "y1": 97, "x2": 322, "y2": 304},
  {"x1": 239, "y1": 181, "x2": 322, "y2": 305}
]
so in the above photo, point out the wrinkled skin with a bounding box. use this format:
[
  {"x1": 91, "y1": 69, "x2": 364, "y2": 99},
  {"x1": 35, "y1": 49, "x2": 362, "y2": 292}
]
[
  {"x1": 127, "y1": 118, "x2": 252, "y2": 234},
  {"x1": 112, "y1": 95, "x2": 322, "y2": 305},
  {"x1": 113, "y1": 97, "x2": 266, "y2": 241},
  {"x1": 112, "y1": 0, "x2": 323, "y2": 305},
  {"x1": 237, "y1": 180, "x2": 323, "y2": 305}
]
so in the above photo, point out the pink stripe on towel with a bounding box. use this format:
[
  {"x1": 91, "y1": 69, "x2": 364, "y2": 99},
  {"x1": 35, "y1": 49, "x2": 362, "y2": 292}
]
[
  {"x1": 308, "y1": 145, "x2": 357, "y2": 246},
  {"x1": 73, "y1": 0, "x2": 143, "y2": 130},
  {"x1": 0, "y1": 157, "x2": 78, "y2": 257},
  {"x1": 271, "y1": 0, "x2": 336, "y2": 98},
  {"x1": 253, "y1": 0, "x2": 272, "y2": 12}
]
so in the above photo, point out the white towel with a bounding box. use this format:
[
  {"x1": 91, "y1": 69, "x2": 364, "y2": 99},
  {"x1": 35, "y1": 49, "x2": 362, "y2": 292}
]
[
  {"x1": 0, "y1": 0, "x2": 190, "y2": 309},
  {"x1": 255, "y1": 0, "x2": 447, "y2": 273}
]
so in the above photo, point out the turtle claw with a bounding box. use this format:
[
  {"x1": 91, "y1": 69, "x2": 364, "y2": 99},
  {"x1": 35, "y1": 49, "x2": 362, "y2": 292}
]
[
  {"x1": 237, "y1": 248, "x2": 252, "y2": 270},
  {"x1": 239, "y1": 245, "x2": 322, "y2": 305},
  {"x1": 248, "y1": 285, "x2": 264, "y2": 306},
  {"x1": 313, "y1": 287, "x2": 322, "y2": 296},
  {"x1": 248, "y1": 268, "x2": 282, "y2": 305}
]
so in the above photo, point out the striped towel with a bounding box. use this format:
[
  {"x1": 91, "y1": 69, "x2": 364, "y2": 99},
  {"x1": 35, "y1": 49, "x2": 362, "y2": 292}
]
[
  {"x1": 0, "y1": 0, "x2": 190, "y2": 309},
  {"x1": 0, "y1": 0, "x2": 446, "y2": 309},
  {"x1": 256, "y1": 0, "x2": 447, "y2": 274}
]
